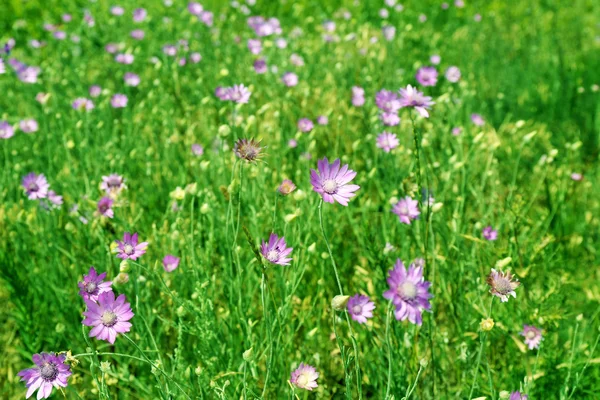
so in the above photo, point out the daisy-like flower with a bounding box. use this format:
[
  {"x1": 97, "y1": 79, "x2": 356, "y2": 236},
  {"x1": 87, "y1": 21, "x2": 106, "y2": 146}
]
[
  {"x1": 89, "y1": 85, "x2": 102, "y2": 97},
  {"x1": 297, "y1": 118, "x2": 314, "y2": 133},
  {"x1": 375, "y1": 90, "x2": 401, "y2": 113},
  {"x1": 225, "y1": 84, "x2": 251, "y2": 104},
  {"x1": 191, "y1": 143, "x2": 204, "y2": 156},
  {"x1": 20, "y1": 119, "x2": 39, "y2": 133},
  {"x1": 0, "y1": 121, "x2": 14, "y2": 139},
  {"x1": 381, "y1": 112, "x2": 400, "y2": 126},
  {"x1": 430, "y1": 54, "x2": 441, "y2": 65},
  {"x1": 18, "y1": 352, "x2": 72, "y2": 399},
  {"x1": 282, "y1": 72, "x2": 298, "y2": 87},
  {"x1": 260, "y1": 233, "x2": 293, "y2": 266},
  {"x1": 78, "y1": 266, "x2": 113, "y2": 302},
  {"x1": 83, "y1": 291, "x2": 134, "y2": 344},
  {"x1": 482, "y1": 226, "x2": 498, "y2": 241},
  {"x1": 111, "y1": 94, "x2": 128, "y2": 108},
  {"x1": 347, "y1": 294, "x2": 376, "y2": 324},
  {"x1": 383, "y1": 259, "x2": 433, "y2": 325},
  {"x1": 399, "y1": 85, "x2": 435, "y2": 118},
  {"x1": 310, "y1": 157, "x2": 360, "y2": 206},
  {"x1": 247, "y1": 39, "x2": 262, "y2": 54},
  {"x1": 392, "y1": 196, "x2": 420, "y2": 224},
  {"x1": 376, "y1": 131, "x2": 399, "y2": 152},
  {"x1": 382, "y1": 25, "x2": 396, "y2": 41},
  {"x1": 234, "y1": 138, "x2": 264, "y2": 162},
  {"x1": 98, "y1": 197, "x2": 114, "y2": 218},
  {"x1": 163, "y1": 254, "x2": 180, "y2": 272},
  {"x1": 571, "y1": 172, "x2": 583, "y2": 181},
  {"x1": 278, "y1": 179, "x2": 297, "y2": 196},
  {"x1": 520, "y1": 325, "x2": 543, "y2": 350},
  {"x1": 22, "y1": 173, "x2": 50, "y2": 200},
  {"x1": 100, "y1": 174, "x2": 127, "y2": 195},
  {"x1": 290, "y1": 363, "x2": 319, "y2": 391},
  {"x1": 486, "y1": 268, "x2": 520, "y2": 302},
  {"x1": 115, "y1": 232, "x2": 148, "y2": 260},
  {"x1": 416, "y1": 66, "x2": 438, "y2": 86},
  {"x1": 509, "y1": 392, "x2": 528, "y2": 400},
  {"x1": 124, "y1": 72, "x2": 140, "y2": 86},
  {"x1": 72, "y1": 98, "x2": 94, "y2": 111},
  {"x1": 445, "y1": 66, "x2": 461, "y2": 83},
  {"x1": 47, "y1": 191, "x2": 63, "y2": 207},
  {"x1": 452, "y1": 127, "x2": 463, "y2": 136},
  {"x1": 317, "y1": 115, "x2": 328, "y2": 125},
  {"x1": 190, "y1": 52, "x2": 202, "y2": 63},
  {"x1": 471, "y1": 113, "x2": 485, "y2": 126},
  {"x1": 133, "y1": 8, "x2": 147, "y2": 22},
  {"x1": 253, "y1": 59, "x2": 267, "y2": 74}
]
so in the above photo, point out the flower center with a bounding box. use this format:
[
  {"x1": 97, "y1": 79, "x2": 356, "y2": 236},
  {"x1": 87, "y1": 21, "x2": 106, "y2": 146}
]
[
  {"x1": 398, "y1": 204, "x2": 409, "y2": 215},
  {"x1": 29, "y1": 183, "x2": 39, "y2": 192},
  {"x1": 526, "y1": 330, "x2": 536, "y2": 339},
  {"x1": 123, "y1": 244, "x2": 134, "y2": 255},
  {"x1": 85, "y1": 282, "x2": 97, "y2": 293},
  {"x1": 40, "y1": 362, "x2": 58, "y2": 381},
  {"x1": 398, "y1": 281, "x2": 417, "y2": 300},
  {"x1": 101, "y1": 311, "x2": 118, "y2": 327},
  {"x1": 352, "y1": 304, "x2": 363, "y2": 315},
  {"x1": 266, "y1": 250, "x2": 279, "y2": 261},
  {"x1": 495, "y1": 278, "x2": 512, "y2": 294},
  {"x1": 297, "y1": 374, "x2": 309, "y2": 386},
  {"x1": 322, "y1": 179, "x2": 338, "y2": 194}
]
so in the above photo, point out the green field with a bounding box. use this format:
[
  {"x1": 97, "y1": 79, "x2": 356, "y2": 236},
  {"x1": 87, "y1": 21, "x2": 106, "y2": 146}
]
[{"x1": 1, "y1": 0, "x2": 600, "y2": 399}]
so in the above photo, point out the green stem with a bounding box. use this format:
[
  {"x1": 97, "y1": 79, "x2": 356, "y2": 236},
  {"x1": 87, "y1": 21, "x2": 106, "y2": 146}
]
[{"x1": 385, "y1": 303, "x2": 393, "y2": 399}]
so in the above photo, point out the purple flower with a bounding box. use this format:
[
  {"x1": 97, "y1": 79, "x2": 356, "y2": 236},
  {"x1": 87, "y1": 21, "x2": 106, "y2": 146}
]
[
  {"x1": 163, "y1": 45, "x2": 177, "y2": 56},
  {"x1": 571, "y1": 173, "x2": 583, "y2": 181},
  {"x1": 234, "y1": 138, "x2": 264, "y2": 162},
  {"x1": 509, "y1": 392, "x2": 528, "y2": 400},
  {"x1": 124, "y1": 72, "x2": 140, "y2": 86},
  {"x1": 0, "y1": 121, "x2": 14, "y2": 139},
  {"x1": 188, "y1": 2, "x2": 203, "y2": 16},
  {"x1": 18, "y1": 66, "x2": 42, "y2": 84},
  {"x1": 297, "y1": 118, "x2": 314, "y2": 133},
  {"x1": 383, "y1": 259, "x2": 433, "y2": 325},
  {"x1": 352, "y1": 95, "x2": 365, "y2": 107},
  {"x1": 278, "y1": 179, "x2": 297, "y2": 196},
  {"x1": 380, "y1": 112, "x2": 400, "y2": 126},
  {"x1": 190, "y1": 52, "x2": 202, "y2": 63},
  {"x1": 82, "y1": 291, "x2": 134, "y2": 344},
  {"x1": 261, "y1": 233, "x2": 293, "y2": 266},
  {"x1": 487, "y1": 268, "x2": 520, "y2": 302},
  {"x1": 430, "y1": 54, "x2": 441, "y2": 65},
  {"x1": 98, "y1": 197, "x2": 114, "y2": 218},
  {"x1": 482, "y1": 226, "x2": 498, "y2": 241},
  {"x1": 18, "y1": 352, "x2": 71, "y2": 399},
  {"x1": 392, "y1": 196, "x2": 420, "y2": 224},
  {"x1": 288, "y1": 139, "x2": 298, "y2": 148},
  {"x1": 89, "y1": 85, "x2": 102, "y2": 97},
  {"x1": 47, "y1": 191, "x2": 63, "y2": 206},
  {"x1": 290, "y1": 363, "x2": 319, "y2": 391},
  {"x1": 375, "y1": 90, "x2": 401, "y2": 113},
  {"x1": 22, "y1": 173, "x2": 49, "y2": 200},
  {"x1": 398, "y1": 85, "x2": 435, "y2": 118},
  {"x1": 253, "y1": 59, "x2": 267, "y2": 74},
  {"x1": 163, "y1": 254, "x2": 180, "y2": 272},
  {"x1": 53, "y1": 31, "x2": 66, "y2": 40},
  {"x1": 452, "y1": 127, "x2": 463, "y2": 136},
  {"x1": 115, "y1": 53, "x2": 134, "y2": 64},
  {"x1": 133, "y1": 8, "x2": 147, "y2": 22},
  {"x1": 282, "y1": 72, "x2": 298, "y2": 87},
  {"x1": 72, "y1": 98, "x2": 94, "y2": 111},
  {"x1": 347, "y1": 294, "x2": 376, "y2": 324},
  {"x1": 19, "y1": 119, "x2": 38, "y2": 133},
  {"x1": 415, "y1": 66, "x2": 438, "y2": 87},
  {"x1": 317, "y1": 115, "x2": 328, "y2": 125},
  {"x1": 101, "y1": 174, "x2": 127, "y2": 195},
  {"x1": 376, "y1": 132, "x2": 399, "y2": 152},
  {"x1": 191, "y1": 144, "x2": 204, "y2": 156},
  {"x1": 247, "y1": 39, "x2": 262, "y2": 55},
  {"x1": 0, "y1": 58, "x2": 5, "y2": 75},
  {"x1": 471, "y1": 113, "x2": 485, "y2": 126},
  {"x1": 225, "y1": 84, "x2": 251, "y2": 104},
  {"x1": 78, "y1": 266, "x2": 113, "y2": 302},
  {"x1": 520, "y1": 325, "x2": 543, "y2": 350},
  {"x1": 290, "y1": 53, "x2": 304, "y2": 66},
  {"x1": 115, "y1": 232, "x2": 148, "y2": 260},
  {"x1": 382, "y1": 25, "x2": 396, "y2": 41},
  {"x1": 311, "y1": 157, "x2": 360, "y2": 206},
  {"x1": 445, "y1": 66, "x2": 461, "y2": 83},
  {"x1": 215, "y1": 86, "x2": 229, "y2": 100},
  {"x1": 111, "y1": 94, "x2": 127, "y2": 108}
]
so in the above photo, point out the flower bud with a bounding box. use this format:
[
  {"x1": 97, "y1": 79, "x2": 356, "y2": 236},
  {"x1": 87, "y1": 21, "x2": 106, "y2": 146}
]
[
  {"x1": 331, "y1": 295, "x2": 350, "y2": 311},
  {"x1": 243, "y1": 347, "x2": 254, "y2": 361},
  {"x1": 480, "y1": 318, "x2": 494, "y2": 331}
]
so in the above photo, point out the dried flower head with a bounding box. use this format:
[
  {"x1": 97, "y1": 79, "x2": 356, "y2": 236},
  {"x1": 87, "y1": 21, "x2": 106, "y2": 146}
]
[
  {"x1": 234, "y1": 138, "x2": 264, "y2": 162},
  {"x1": 487, "y1": 269, "x2": 520, "y2": 302}
]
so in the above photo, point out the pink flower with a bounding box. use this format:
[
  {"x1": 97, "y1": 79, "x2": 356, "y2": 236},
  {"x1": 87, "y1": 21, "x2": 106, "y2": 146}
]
[
  {"x1": 115, "y1": 232, "x2": 148, "y2": 260},
  {"x1": 392, "y1": 196, "x2": 420, "y2": 224},
  {"x1": 290, "y1": 363, "x2": 319, "y2": 391},
  {"x1": 310, "y1": 157, "x2": 360, "y2": 206},
  {"x1": 78, "y1": 266, "x2": 113, "y2": 302},
  {"x1": 163, "y1": 254, "x2": 180, "y2": 272},
  {"x1": 347, "y1": 294, "x2": 376, "y2": 324},
  {"x1": 83, "y1": 291, "x2": 134, "y2": 344}
]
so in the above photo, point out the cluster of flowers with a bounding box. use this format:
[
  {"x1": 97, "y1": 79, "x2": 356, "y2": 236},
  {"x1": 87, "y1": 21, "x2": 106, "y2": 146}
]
[{"x1": 215, "y1": 84, "x2": 252, "y2": 104}]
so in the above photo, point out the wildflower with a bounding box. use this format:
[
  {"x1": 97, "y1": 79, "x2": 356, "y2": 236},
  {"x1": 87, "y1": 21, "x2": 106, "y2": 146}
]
[
  {"x1": 381, "y1": 112, "x2": 400, "y2": 126},
  {"x1": 471, "y1": 113, "x2": 485, "y2": 126},
  {"x1": 383, "y1": 259, "x2": 433, "y2": 325},
  {"x1": 452, "y1": 127, "x2": 463, "y2": 136},
  {"x1": 375, "y1": 90, "x2": 401, "y2": 113},
  {"x1": 225, "y1": 84, "x2": 251, "y2": 104},
  {"x1": 191, "y1": 144, "x2": 204, "y2": 156},
  {"x1": 133, "y1": 8, "x2": 147, "y2": 22},
  {"x1": 398, "y1": 85, "x2": 435, "y2": 118},
  {"x1": 290, "y1": 363, "x2": 319, "y2": 391},
  {"x1": 317, "y1": 115, "x2": 328, "y2": 125},
  {"x1": 486, "y1": 269, "x2": 520, "y2": 302},
  {"x1": 82, "y1": 291, "x2": 134, "y2": 344},
  {"x1": 72, "y1": 98, "x2": 94, "y2": 111},
  {"x1": 331, "y1": 295, "x2": 350, "y2": 310},
  {"x1": 347, "y1": 294, "x2": 376, "y2": 324},
  {"x1": 445, "y1": 66, "x2": 461, "y2": 83},
  {"x1": 282, "y1": 72, "x2": 298, "y2": 87},
  {"x1": 0, "y1": 121, "x2": 14, "y2": 139},
  {"x1": 234, "y1": 138, "x2": 264, "y2": 162},
  {"x1": 430, "y1": 54, "x2": 441, "y2": 65},
  {"x1": 47, "y1": 191, "x2": 63, "y2": 207},
  {"x1": 111, "y1": 6, "x2": 125, "y2": 16},
  {"x1": 18, "y1": 352, "x2": 71, "y2": 399},
  {"x1": 253, "y1": 59, "x2": 267, "y2": 74},
  {"x1": 115, "y1": 232, "x2": 148, "y2": 260},
  {"x1": 115, "y1": 53, "x2": 134, "y2": 64},
  {"x1": 0, "y1": 58, "x2": 5, "y2": 74},
  {"x1": 20, "y1": 119, "x2": 38, "y2": 133},
  {"x1": 89, "y1": 85, "x2": 102, "y2": 97},
  {"x1": 247, "y1": 39, "x2": 262, "y2": 54},
  {"x1": 509, "y1": 392, "x2": 528, "y2": 400},
  {"x1": 288, "y1": 139, "x2": 298, "y2": 148},
  {"x1": 571, "y1": 173, "x2": 583, "y2": 181},
  {"x1": 382, "y1": 25, "x2": 396, "y2": 41},
  {"x1": 416, "y1": 66, "x2": 438, "y2": 86},
  {"x1": 78, "y1": 266, "x2": 113, "y2": 302},
  {"x1": 98, "y1": 197, "x2": 115, "y2": 218},
  {"x1": 483, "y1": 226, "x2": 498, "y2": 241},
  {"x1": 215, "y1": 86, "x2": 229, "y2": 100},
  {"x1": 124, "y1": 72, "x2": 140, "y2": 86},
  {"x1": 310, "y1": 157, "x2": 360, "y2": 206},
  {"x1": 190, "y1": 52, "x2": 202, "y2": 63},
  {"x1": 520, "y1": 325, "x2": 543, "y2": 350},
  {"x1": 480, "y1": 318, "x2": 494, "y2": 331},
  {"x1": 392, "y1": 196, "x2": 420, "y2": 224},
  {"x1": 163, "y1": 255, "x2": 180, "y2": 272},
  {"x1": 22, "y1": 173, "x2": 49, "y2": 200},
  {"x1": 352, "y1": 86, "x2": 365, "y2": 106},
  {"x1": 111, "y1": 94, "x2": 128, "y2": 108},
  {"x1": 100, "y1": 174, "x2": 127, "y2": 195},
  {"x1": 290, "y1": 53, "x2": 304, "y2": 66},
  {"x1": 376, "y1": 131, "x2": 399, "y2": 152},
  {"x1": 188, "y1": 2, "x2": 203, "y2": 16},
  {"x1": 278, "y1": 179, "x2": 297, "y2": 196},
  {"x1": 297, "y1": 118, "x2": 314, "y2": 133},
  {"x1": 260, "y1": 233, "x2": 293, "y2": 266}
]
